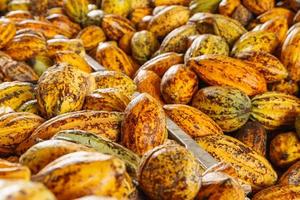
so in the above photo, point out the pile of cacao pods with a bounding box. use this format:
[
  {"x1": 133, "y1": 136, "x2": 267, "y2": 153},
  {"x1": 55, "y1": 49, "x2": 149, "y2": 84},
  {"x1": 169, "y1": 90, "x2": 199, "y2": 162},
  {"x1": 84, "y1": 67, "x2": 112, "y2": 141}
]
[{"x1": 1, "y1": 0, "x2": 300, "y2": 199}]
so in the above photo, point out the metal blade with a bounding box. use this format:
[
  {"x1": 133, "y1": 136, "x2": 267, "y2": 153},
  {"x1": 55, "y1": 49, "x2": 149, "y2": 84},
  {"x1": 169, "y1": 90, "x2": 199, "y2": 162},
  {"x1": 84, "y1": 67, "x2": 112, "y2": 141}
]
[
  {"x1": 166, "y1": 117, "x2": 219, "y2": 170},
  {"x1": 84, "y1": 54, "x2": 106, "y2": 71}
]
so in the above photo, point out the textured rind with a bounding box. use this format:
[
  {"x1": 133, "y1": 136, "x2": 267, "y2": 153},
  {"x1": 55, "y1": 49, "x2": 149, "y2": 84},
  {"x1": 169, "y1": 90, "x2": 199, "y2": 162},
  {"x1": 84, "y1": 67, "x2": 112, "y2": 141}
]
[
  {"x1": 253, "y1": 17, "x2": 288, "y2": 43},
  {"x1": 96, "y1": 42, "x2": 135, "y2": 78},
  {"x1": 19, "y1": 139, "x2": 93, "y2": 174},
  {"x1": 16, "y1": 110, "x2": 124, "y2": 154},
  {"x1": 92, "y1": 71, "x2": 137, "y2": 98},
  {"x1": 187, "y1": 55, "x2": 267, "y2": 96},
  {"x1": 101, "y1": 14, "x2": 135, "y2": 41},
  {"x1": 0, "y1": 180, "x2": 56, "y2": 200},
  {"x1": 52, "y1": 130, "x2": 141, "y2": 179},
  {"x1": 0, "y1": 18, "x2": 16, "y2": 49},
  {"x1": 131, "y1": 30, "x2": 159, "y2": 64},
  {"x1": 4, "y1": 33, "x2": 47, "y2": 61},
  {"x1": 16, "y1": 19, "x2": 70, "y2": 39},
  {"x1": 189, "y1": 13, "x2": 247, "y2": 45},
  {"x1": 36, "y1": 63, "x2": 91, "y2": 118},
  {"x1": 77, "y1": 25, "x2": 106, "y2": 50},
  {"x1": 192, "y1": 86, "x2": 251, "y2": 132},
  {"x1": 159, "y1": 24, "x2": 198, "y2": 54},
  {"x1": 32, "y1": 151, "x2": 134, "y2": 200},
  {"x1": 47, "y1": 38, "x2": 85, "y2": 58},
  {"x1": 17, "y1": 99, "x2": 39, "y2": 115},
  {"x1": 219, "y1": 0, "x2": 241, "y2": 16},
  {"x1": 251, "y1": 92, "x2": 300, "y2": 130},
  {"x1": 184, "y1": 34, "x2": 229, "y2": 62},
  {"x1": 196, "y1": 135, "x2": 278, "y2": 190},
  {"x1": 47, "y1": 13, "x2": 81, "y2": 38},
  {"x1": 279, "y1": 160, "x2": 300, "y2": 185},
  {"x1": 0, "y1": 58, "x2": 39, "y2": 82},
  {"x1": 0, "y1": 112, "x2": 44, "y2": 149},
  {"x1": 281, "y1": 25, "x2": 300, "y2": 81},
  {"x1": 161, "y1": 64, "x2": 198, "y2": 104},
  {"x1": 83, "y1": 88, "x2": 130, "y2": 112},
  {"x1": 250, "y1": 8, "x2": 294, "y2": 27},
  {"x1": 232, "y1": 30, "x2": 279, "y2": 56},
  {"x1": 138, "y1": 143, "x2": 202, "y2": 200},
  {"x1": 121, "y1": 93, "x2": 167, "y2": 156},
  {"x1": 63, "y1": 0, "x2": 89, "y2": 23},
  {"x1": 139, "y1": 52, "x2": 184, "y2": 77},
  {"x1": 269, "y1": 132, "x2": 300, "y2": 167},
  {"x1": 153, "y1": 0, "x2": 190, "y2": 6},
  {"x1": 164, "y1": 104, "x2": 223, "y2": 138},
  {"x1": 133, "y1": 70, "x2": 164, "y2": 105},
  {"x1": 54, "y1": 51, "x2": 92, "y2": 73},
  {"x1": 242, "y1": 0, "x2": 274, "y2": 15},
  {"x1": 0, "y1": 159, "x2": 31, "y2": 180},
  {"x1": 195, "y1": 172, "x2": 245, "y2": 200},
  {"x1": 253, "y1": 184, "x2": 300, "y2": 200},
  {"x1": 148, "y1": 5, "x2": 190, "y2": 38},
  {"x1": 235, "y1": 51, "x2": 288, "y2": 83},
  {"x1": 236, "y1": 121, "x2": 267, "y2": 156},
  {"x1": 0, "y1": 81, "x2": 35, "y2": 110}
]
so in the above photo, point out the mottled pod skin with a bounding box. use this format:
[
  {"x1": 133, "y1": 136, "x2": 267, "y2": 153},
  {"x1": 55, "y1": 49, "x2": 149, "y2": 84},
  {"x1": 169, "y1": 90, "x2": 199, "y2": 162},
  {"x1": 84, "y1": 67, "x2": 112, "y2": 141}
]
[
  {"x1": 4, "y1": 33, "x2": 47, "y2": 61},
  {"x1": 0, "y1": 112, "x2": 44, "y2": 150},
  {"x1": 148, "y1": 5, "x2": 190, "y2": 38},
  {"x1": 197, "y1": 135, "x2": 278, "y2": 190},
  {"x1": 0, "y1": 81, "x2": 35, "y2": 110},
  {"x1": 184, "y1": 34, "x2": 229, "y2": 62},
  {"x1": 236, "y1": 121, "x2": 267, "y2": 156},
  {"x1": 159, "y1": 24, "x2": 198, "y2": 54},
  {"x1": 96, "y1": 42, "x2": 135, "y2": 78},
  {"x1": 0, "y1": 159, "x2": 31, "y2": 180},
  {"x1": 189, "y1": 13, "x2": 246, "y2": 46},
  {"x1": 92, "y1": 71, "x2": 137, "y2": 98},
  {"x1": 164, "y1": 104, "x2": 223, "y2": 138},
  {"x1": 16, "y1": 110, "x2": 124, "y2": 154},
  {"x1": 83, "y1": 88, "x2": 130, "y2": 112},
  {"x1": 231, "y1": 30, "x2": 279, "y2": 56},
  {"x1": 235, "y1": 51, "x2": 288, "y2": 83},
  {"x1": 101, "y1": 0, "x2": 131, "y2": 17},
  {"x1": 0, "y1": 18, "x2": 16, "y2": 49},
  {"x1": 253, "y1": 17, "x2": 288, "y2": 43},
  {"x1": 270, "y1": 132, "x2": 300, "y2": 168},
  {"x1": 19, "y1": 139, "x2": 93, "y2": 174},
  {"x1": 281, "y1": 25, "x2": 300, "y2": 81},
  {"x1": 54, "y1": 51, "x2": 92, "y2": 73},
  {"x1": 138, "y1": 143, "x2": 202, "y2": 200},
  {"x1": 161, "y1": 64, "x2": 198, "y2": 104},
  {"x1": 101, "y1": 14, "x2": 135, "y2": 41},
  {"x1": 134, "y1": 70, "x2": 165, "y2": 105},
  {"x1": 196, "y1": 172, "x2": 245, "y2": 200},
  {"x1": 63, "y1": 0, "x2": 89, "y2": 24},
  {"x1": 17, "y1": 100, "x2": 39, "y2": 115},
  {"x1": 192, "y1": 86, "x2": 251, "y2": 132},
  {"x1": 187, "y1": 55, "x2": 267, "y2": 96},
  {"x1": 0, "y1": 180, "x2": 56, "y2": 200},
  {"x1": 251, "y1": 92, "x2": 300, "y2": 130},
  {"x1": 242, "y1": 0, "x2": 274, "y2": 15},
  {"x1": 36, "y1": 63, "x2": 92, "y2": 119},
  {"x1": 47, "y1": 13, "x2": 81, "y2": 38},
  {"x1": 253, "y1": 184, "x2": 300, "y2": 200},
  {"x1": 77, "y1": 25, "x2": 106, "y2": 50},
  {"x1": 121, "y1": 93, "x2": 167, "y2": 156},
  {"x1": 131, "y1": 30, "x2": 159, "y2": 64},
  {"x1": 279, "y1": 160, "x2": 300, "y2": 185},
  {"x1": 32, "y1": 151, "x2": 134, "y2": 200},
  {"x1": 139, "y1": 52, "x2": 184, "y2": 77}
]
